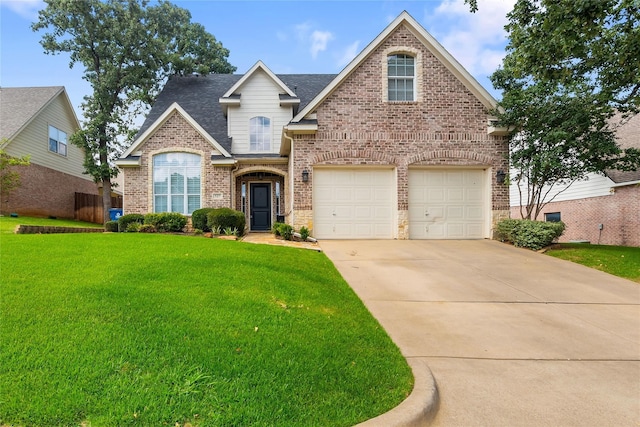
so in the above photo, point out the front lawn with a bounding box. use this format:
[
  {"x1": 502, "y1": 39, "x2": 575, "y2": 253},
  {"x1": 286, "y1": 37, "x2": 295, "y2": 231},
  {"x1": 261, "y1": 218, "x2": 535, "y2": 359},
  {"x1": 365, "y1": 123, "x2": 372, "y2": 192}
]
[
  {"x1": 0, "y1": 217, "x2": 412, "y2": 426},
  {"x1": 545, "y1": 243, "x2": 640, "y2": 283}
]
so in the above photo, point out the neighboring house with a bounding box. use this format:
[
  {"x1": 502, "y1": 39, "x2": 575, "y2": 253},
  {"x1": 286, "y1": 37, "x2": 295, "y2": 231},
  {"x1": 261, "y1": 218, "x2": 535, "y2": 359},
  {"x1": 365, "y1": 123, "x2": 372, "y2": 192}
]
[
  {"x1": 0, "y1": 86, "x2": 99, "y2": 219},
  {"x1": 510, "y1": 113, "x2": 640, "y2": 247},
  {"x1": 117, "y1": 12, "x2": 510, "y2": 239}
]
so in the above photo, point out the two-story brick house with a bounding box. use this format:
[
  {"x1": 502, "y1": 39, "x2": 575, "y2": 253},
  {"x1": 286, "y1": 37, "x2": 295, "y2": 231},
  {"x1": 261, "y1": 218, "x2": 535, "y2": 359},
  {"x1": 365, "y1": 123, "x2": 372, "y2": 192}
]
[{"x1": 117, "y1": 11, "x2": 510, "y2": 239}]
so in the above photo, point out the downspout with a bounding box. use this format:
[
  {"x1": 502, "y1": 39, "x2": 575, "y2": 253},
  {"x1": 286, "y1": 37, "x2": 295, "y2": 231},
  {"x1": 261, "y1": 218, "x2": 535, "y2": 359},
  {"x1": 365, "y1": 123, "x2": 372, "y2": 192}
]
[
  {"x1": 283, "y1": 131, "x2": 295, "y2": 227},
  {"x1": 230, "y1": 160, "x2": 239, "y2": 210}
]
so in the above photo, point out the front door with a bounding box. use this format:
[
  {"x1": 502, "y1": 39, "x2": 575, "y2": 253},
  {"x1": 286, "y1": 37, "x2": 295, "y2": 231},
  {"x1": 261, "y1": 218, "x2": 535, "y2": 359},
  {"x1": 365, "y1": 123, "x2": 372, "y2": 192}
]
[{"x1": 250, "y1": 183, "x2": 271, "y2": 231}]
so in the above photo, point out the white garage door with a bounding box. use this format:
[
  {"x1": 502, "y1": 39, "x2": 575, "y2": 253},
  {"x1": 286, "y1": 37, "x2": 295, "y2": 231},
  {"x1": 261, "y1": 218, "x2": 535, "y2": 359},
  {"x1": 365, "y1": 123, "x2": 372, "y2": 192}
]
[
  {"x1": 409, "y1": 169, "x2": 486, "y2": 239},
  {"x1": 313, "y1": 168, "x2": 394, "y2": 239}
]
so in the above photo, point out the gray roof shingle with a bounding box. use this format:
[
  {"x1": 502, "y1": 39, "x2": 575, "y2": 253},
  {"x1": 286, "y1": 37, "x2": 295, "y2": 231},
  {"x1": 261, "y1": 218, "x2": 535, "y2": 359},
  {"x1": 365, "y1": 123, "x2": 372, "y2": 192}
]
[
  {"x1": 0, "y1": 86, "x2": 65, "y2": 141},
  {"x1": 134, "y1": 73, "x2": 336, "y2": 154}
]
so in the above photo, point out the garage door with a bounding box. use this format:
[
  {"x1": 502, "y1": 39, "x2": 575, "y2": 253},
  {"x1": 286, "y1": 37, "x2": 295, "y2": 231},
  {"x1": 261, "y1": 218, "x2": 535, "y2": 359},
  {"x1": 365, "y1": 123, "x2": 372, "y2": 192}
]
[
  {"x1": 314, "y1": 168, "x2": 394, "y2": 239},
  {"x1": 409, "y1": 169, "x2": 486, "y2": 239}
]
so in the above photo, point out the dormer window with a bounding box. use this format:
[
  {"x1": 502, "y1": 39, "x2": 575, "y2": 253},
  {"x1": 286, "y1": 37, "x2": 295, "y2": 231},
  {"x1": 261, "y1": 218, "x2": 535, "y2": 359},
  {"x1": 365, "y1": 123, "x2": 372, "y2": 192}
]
[
  {"x1": 387, "y1": 54, "x2": 415, "y2": 101},
  {"x1": 250, "y1": 116, "x2": 271, "y2": 151}
]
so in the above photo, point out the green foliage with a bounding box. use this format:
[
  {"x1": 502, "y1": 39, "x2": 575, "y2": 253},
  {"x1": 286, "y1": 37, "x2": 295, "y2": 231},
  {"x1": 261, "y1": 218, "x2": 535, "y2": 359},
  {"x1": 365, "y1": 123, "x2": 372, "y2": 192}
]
[
  {"x1": 104, "y1": 220, "x2": 119, "y2": 232},
  {"x1": 299, "y1": 226, "x2": 310, "y2": 240},
  {"x1": 144, "y1": 212, "x2": 187, "y2": 232},
  {"x1": 191, "y1": 208, "x2": 215, "y2": 232},
  {"x1": 139, "y1": 224, "x2": 157, "y2": 233},
  {"x1": 126, "y1": 222, "x2": 141, "y2": 233},
  {"x1": 279, "y1": 224, "x2": 294, "y2": 241},
  {"x1": 497, "y1": 219, "x2": 565, "y2": 251},
  {"x1": 31, "y1": 0, "x2": 236, "y2": 214},
  {"x1": 0, "y1": 147, "x2": 31, "y2": 208},
  {"x1": 272, "y1": 222, "x2": 284, "y2": 236},
  {"x1": 206, "y1": 208, "x2": 245, "y2": 236},
  {"x1": 118, "y1": 213, "x2": 144, "y2": 232},
  {"x1": 487, "y1": 0, "x2": 640, "y2": 220}
]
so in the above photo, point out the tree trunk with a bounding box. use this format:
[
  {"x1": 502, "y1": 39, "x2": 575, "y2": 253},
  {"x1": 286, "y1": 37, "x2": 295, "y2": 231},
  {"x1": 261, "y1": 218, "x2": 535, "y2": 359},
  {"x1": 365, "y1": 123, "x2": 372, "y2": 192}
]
[{"x1": 102, "y1": 177, "x2": 112, "y2": 224}]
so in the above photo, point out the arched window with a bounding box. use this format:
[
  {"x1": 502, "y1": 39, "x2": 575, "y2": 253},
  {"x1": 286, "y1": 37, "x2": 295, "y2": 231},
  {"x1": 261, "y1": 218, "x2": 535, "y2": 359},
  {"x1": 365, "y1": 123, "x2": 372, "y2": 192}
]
[
  {"x1": 153, "y1": 153, "x2": 201, "y2": 214},
  {"x1": 387, "y1": 54, "x2": 415, "y2": 101},
  {"x1": 250, "y1": 116, "x2": 271, "y2": 151}
]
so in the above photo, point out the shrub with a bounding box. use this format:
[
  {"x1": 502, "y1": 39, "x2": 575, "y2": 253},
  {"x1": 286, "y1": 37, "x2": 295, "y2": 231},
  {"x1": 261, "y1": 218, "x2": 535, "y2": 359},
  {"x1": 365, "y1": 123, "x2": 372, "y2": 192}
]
[
  {"x1": 299, "y1": 226, "x2": 310, "y2": 240},
  {"x1": 118, "y1": 213, "x2": 144, "y2": 232},
  {"x1": 105, "y1": 221, "x2": 119, "y2": 232},
  {"x1": 207, "y1": 208, "x2": 245, "y2": 236},
  {"x1": 144, "y1": 212, "x2": 187, "y2": 232},
  {"x1": 191, "y1": 208, "x2": 216, "y2": 232},
  {"x1": 139, "y1": 224, "x2": 156, "y2": 233},
  {"x1": 193, "y1": 228, "x2": 204, "y2": 236},
  {"x1": 497, "y1": 219, "x2": 565, "y2": 250},
  {"x1": 272, "y1": 222, "x2": 284, "y2": 236},
  {"x1": 279, "y1": 223, "x2": 294, "y2": 241},
  {"x1": 495, "y1": 219, "x2": 520, "y2": 243},
  {"x1": 126, "y1": 222, "x2": 141, "y2": 232}
]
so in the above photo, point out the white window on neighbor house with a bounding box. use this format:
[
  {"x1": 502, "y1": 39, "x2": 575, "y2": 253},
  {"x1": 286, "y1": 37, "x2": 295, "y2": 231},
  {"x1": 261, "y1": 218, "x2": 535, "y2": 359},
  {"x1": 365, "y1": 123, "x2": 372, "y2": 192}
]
[
  {"x1": 153, "y1": 153, "x2": 201, "y2": 215},
  {"x1": 249, "y1": 116, "x2": 271, "y2": 151},
  {"x1": 48, "y1": 125, "x2": 67, "y2": 156},
  {"x1": 387, "y1": 54, "x2": 415, "y2": 102}
]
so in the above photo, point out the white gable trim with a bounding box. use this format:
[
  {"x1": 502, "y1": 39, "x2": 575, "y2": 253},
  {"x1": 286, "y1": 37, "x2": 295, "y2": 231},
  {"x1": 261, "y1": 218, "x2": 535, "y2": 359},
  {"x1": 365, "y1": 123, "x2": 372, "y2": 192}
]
[
  {"x1": 221, "y1": 61, "x2": 296, "y2": 99},
  {"x1": 292, "y1": 11, "x2": 498, "y2": 123},
  {"x1": 120, "y1": 102, "x2": 231, "y2": 158}
]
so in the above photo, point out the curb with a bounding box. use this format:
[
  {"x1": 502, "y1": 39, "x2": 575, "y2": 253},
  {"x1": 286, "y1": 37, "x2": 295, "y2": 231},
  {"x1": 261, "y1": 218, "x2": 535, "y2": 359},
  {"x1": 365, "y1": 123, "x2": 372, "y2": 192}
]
[{"x1": 356, "y1": 358, "x2": 439, "y2": 427}]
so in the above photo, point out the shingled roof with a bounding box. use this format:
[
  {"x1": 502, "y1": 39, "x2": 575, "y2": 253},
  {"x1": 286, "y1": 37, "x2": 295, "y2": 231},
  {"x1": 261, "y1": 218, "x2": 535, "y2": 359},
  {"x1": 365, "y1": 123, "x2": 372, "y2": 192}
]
[
  {"x1": 0, "y1": 86, "x2": 67, "y2": 142},
  {"x1": 134, "y1": 73, "x2": 336, "y2": 154}
]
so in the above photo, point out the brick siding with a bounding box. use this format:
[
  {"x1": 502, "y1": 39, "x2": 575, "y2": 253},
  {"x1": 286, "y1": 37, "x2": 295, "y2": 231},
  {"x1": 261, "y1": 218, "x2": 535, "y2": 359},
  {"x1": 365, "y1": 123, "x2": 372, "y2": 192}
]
[
  {"x1": 1, "y1": 162, "x2": 99, "y2": 219},
  {"x1": 511, "y1": 185, "x2": 640, "y2": 247},
  {"x1": 292, "y1": 24, "x2": 510, "y2": 235}
]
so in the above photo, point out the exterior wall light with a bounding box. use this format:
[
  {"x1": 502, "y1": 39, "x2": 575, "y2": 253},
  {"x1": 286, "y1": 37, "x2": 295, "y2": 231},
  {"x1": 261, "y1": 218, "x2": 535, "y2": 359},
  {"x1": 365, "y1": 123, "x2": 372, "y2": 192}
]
[
  {"x1": 302, "y1": 169, "x2": 309, "y2": 182},
  {"x1": 496, "y1": 170, "x2": 507, "y2": 185}
]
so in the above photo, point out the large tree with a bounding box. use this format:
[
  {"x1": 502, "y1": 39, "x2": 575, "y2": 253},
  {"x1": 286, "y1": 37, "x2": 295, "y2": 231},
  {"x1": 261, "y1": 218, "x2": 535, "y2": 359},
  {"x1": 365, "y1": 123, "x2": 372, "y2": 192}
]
[
  {"x1": 467, "y1": 0, "x2": 640, "y2": 219},
  {"x1": 33, "y1": 0, "x2": 236, "y2": 222}
]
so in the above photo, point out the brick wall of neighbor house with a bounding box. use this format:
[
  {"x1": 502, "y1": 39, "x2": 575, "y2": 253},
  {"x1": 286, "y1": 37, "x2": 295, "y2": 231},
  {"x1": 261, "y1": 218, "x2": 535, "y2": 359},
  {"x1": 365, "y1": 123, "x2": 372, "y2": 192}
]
[
  {"x1": 292, "y1": 25, "x2": 510, "y2": 237},
  {"x1": 511, "y1": 186, "x2": 640, "y2": 247},
  {"x1": 123, "y1": 112, "x2": 233, "y2": 214},
  {"x1": 1, "y1": 162, "x2": 99, "y2": 218}
]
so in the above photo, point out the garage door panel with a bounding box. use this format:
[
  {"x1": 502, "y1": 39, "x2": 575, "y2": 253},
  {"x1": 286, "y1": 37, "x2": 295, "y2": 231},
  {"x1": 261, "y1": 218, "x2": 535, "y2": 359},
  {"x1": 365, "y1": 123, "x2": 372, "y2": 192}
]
[
  {"x1": 409, "y1": 169, "x2": 487, "y2": 239},
  {"x1": 314, "y1": 168, "x2": 394, "y2": 239}
]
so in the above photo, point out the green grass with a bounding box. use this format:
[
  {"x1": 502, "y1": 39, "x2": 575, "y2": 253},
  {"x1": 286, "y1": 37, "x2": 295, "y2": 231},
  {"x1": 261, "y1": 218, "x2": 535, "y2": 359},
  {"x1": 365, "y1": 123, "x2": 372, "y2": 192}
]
[
  {"x1": 0, "y1": 217, "x2": 412, "y2": 426},
  {"x1": 546, "y1": 243, "x2": 640, "y2": 283},
  {"x1": 0, "y1": 215, "x2": 103, "y2": 233}
]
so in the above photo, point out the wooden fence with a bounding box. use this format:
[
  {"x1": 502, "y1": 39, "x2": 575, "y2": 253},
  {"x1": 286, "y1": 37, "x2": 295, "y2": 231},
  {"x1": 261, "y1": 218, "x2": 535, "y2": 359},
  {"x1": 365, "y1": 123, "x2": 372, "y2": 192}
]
[{"x1": 75, "y1": 192, "x2": 123, "y2": 224}]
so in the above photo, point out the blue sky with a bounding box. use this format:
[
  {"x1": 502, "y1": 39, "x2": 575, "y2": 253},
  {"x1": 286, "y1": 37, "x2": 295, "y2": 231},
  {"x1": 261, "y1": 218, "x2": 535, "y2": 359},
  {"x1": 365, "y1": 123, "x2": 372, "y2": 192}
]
[{"x1": 1, "y1": 0, "x2": 514, "y2": 124}]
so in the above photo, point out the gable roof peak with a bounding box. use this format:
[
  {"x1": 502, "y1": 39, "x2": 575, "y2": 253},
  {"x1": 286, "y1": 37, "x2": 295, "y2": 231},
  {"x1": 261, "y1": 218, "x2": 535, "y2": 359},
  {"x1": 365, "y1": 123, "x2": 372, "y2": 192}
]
[
  {"x1": 221, "y1": 60, "x2": 297, "y2": 98},
  {"x1": 292, "y1": 10, "x2": 498, "y2": 123}
]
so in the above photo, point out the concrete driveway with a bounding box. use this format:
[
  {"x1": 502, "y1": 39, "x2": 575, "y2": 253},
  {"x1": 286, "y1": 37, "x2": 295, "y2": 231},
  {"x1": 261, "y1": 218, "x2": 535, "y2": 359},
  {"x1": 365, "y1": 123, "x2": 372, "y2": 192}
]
[{"x1": 320, "y1": 240, "x2": 640, "y2": 427}]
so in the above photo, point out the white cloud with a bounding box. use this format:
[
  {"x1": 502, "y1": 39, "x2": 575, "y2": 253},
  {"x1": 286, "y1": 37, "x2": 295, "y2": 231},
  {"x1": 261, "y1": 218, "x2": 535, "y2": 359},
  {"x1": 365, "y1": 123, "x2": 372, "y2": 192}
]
[
  {"x1": 336, "y1": 40, "x2": 361, "y2": 68},
  {"x1": 0, "y1": 0, "x2": 44, "y2": 20},
  {"x1": 428, "y1": 0, "x2": 515, "y2": 76},
  {"x1": 310, "y1": 30, "x2": 334, "y2": 59},
  {"x1": 291, "y1": 21, "x2": 334, "y2": 60}
]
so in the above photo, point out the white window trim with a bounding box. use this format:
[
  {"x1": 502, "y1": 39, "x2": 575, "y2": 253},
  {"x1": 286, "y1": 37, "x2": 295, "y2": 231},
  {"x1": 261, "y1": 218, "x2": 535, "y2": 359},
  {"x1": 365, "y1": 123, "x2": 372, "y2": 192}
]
[
  {"x1": 148, "y1": 148, "x2": 204, "y2": 215},
  {"x1": 249, "y1": 116, "x2": 271, "y2": 152},
  {"x1": 382, "y1": 46, "x2": 421, "y2": 103},
  {"x1": 48, "y1": 125, "x2": 68, "y2": 157}
]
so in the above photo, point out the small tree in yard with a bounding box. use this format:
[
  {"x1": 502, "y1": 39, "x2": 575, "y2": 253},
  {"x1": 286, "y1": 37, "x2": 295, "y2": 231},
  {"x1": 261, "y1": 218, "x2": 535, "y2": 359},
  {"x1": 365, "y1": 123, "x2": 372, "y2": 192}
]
[
  {"x1": 467, "y1": 0, "x2": 640, "y2": 219},
  {"x1": 32, "y1": 0, "x2": 236, "y2": 223},
  {"x1": 0, "y1": 145, "x2": 30, "y2": 213}
]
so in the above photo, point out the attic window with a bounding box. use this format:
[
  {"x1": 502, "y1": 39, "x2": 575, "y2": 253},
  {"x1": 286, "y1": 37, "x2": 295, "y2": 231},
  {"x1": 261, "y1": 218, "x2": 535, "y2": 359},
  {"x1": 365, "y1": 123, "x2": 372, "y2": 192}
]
[
  {"x1": 387, "y1": 54, "x2": 415, "y2": 101},
  {"x1": 48, "y1": 125, "x2": 67, "y2": 156},
  {"x1": 250, "y1": 116, "x2": 271, "y2": 151}
]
